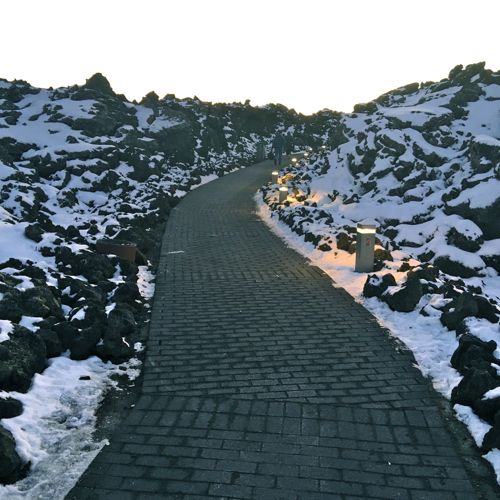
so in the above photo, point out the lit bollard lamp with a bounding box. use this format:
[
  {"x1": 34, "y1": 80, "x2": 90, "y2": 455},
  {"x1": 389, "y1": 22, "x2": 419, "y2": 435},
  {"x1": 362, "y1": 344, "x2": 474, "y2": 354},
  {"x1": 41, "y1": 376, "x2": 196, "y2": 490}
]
[
  {"x1": 355, "y1": 223, "x2": 377, "y2": 272},
  {"x1": 278, "y1": 186, "x2": 288, "y2": 204},
  {"x1": 272, "y1": 170, "x2": 279, "y2": 183}
]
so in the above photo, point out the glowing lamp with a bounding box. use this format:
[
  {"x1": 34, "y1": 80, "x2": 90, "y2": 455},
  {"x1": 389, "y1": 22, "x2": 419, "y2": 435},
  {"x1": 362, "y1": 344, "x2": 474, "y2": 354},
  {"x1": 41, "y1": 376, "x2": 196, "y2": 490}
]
[
  {"x1": 272, "y1": 170, "x2": 279, "y2": 183},
  {"x1": 355, "y1": 223, "x2": 377, "y2": 272},
  {"x1": 291, "y1": 157, "x2": 297, "y2": 163},
  {"x1": 278, "y1": 186, "x2": 288, "y2": 203}
]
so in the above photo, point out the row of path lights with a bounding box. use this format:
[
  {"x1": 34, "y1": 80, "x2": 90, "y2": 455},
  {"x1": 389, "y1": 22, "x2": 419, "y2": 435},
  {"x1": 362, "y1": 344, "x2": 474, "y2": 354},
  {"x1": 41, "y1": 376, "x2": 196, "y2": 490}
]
[{"x1": 273, "y1": 146, "x2": 378, "y2": 273}]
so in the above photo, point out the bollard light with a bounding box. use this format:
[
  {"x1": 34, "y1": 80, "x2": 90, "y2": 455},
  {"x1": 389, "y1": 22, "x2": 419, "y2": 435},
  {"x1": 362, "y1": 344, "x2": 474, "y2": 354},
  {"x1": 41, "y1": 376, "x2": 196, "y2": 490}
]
[
  {"x1": 355, "y1": 223, "x2": 377, "y2": 272},
  {"x1": 272, "y1": 170, "x2": 279, "y2": 183},
  {"x1": 304, "y1": 152, "x2": 309, "y2": 158},
  {"x1": 321, "y1": 145, "x2": 327, "y2": 150},
  {"x1": 278, "y1": 186, "x2": 288, "y2": 204},
  {"x1": 291, "y1": 157, "x2": 297, "y2": 164}
]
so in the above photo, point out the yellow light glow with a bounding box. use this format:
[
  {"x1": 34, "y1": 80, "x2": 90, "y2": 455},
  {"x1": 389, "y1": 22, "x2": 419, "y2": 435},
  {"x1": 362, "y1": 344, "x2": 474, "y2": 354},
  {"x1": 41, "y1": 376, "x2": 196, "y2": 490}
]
[
  {"x1": 279, "y1": 186, "x2": 288, "y2": 192},
  {"x1": 321, "y1": 145, "x2": 326, "y2": 149},
  {"x1": 292, "y1": 158, "x2": 297, "y2": 162},
  {"x1": 272, "y1": 170, "x2": 279, "y2": 175},
  {"x1": 304, "y1": 153, "x2": 309, "y2": 157},
  {"x1": 357, "y1": 228, "x2": 376, "y2": 234}
]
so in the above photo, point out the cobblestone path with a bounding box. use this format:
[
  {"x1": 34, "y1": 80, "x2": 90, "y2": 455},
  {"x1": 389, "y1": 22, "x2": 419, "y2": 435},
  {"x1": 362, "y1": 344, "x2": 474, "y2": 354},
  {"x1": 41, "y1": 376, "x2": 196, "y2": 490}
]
[{"x1": 69, "y1": 161, "x2": 497, "y2": 499}]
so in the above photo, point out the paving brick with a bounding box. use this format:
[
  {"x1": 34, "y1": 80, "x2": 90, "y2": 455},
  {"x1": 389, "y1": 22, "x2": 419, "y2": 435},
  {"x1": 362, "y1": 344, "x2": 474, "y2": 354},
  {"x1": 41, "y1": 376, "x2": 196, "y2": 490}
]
[{"x1": 68, "y1": 161, "x2": 489, "y2": 500}]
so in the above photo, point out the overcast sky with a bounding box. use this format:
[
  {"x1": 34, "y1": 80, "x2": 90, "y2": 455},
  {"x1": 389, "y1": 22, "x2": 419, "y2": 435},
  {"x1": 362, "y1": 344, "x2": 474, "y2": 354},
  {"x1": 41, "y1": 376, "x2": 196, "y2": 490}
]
[{"x1": 2, "y1": 0, "x2": 499, "y2": 114}]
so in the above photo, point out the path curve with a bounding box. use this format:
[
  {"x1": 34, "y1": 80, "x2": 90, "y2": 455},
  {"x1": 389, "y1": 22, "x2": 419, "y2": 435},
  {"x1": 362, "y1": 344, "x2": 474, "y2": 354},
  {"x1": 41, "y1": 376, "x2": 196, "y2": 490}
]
[{"x1": 69, "y1": 161, "x2": 496, "y2": 499}]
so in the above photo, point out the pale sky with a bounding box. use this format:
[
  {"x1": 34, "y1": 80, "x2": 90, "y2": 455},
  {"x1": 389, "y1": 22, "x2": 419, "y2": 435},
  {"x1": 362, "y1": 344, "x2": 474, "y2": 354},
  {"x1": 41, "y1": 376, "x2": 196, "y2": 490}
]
[{"x1": 2, "y1": 0, "x2": 499, "y2": 114}]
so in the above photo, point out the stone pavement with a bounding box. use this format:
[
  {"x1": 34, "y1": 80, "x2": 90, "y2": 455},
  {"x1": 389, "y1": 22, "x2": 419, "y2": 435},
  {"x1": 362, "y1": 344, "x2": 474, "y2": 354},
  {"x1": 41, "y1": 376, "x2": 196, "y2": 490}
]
[{"x1": 69, "y1": 161, "x2": 498, "y2": 499}]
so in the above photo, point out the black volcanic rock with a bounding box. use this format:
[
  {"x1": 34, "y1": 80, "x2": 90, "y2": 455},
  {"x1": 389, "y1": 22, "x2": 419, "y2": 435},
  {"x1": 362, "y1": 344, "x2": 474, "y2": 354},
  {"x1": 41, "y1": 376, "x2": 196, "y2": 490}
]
[
  {"x1": 0, "y1": 427, "x2": 27, "y2": 484},
  {"x1": 383, "y1": 275, "x2": 423, "y2": 312},
  {"x1": 83, "y1": 73, "x2": 115, "y2": 96}
]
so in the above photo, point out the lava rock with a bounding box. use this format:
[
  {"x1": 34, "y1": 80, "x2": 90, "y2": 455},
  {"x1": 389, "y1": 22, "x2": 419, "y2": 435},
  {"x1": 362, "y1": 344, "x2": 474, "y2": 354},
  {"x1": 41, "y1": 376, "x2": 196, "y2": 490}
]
[
  {"x1": 95, "y1": 334, "x2": 134, "y2": 364},
  {"x1": 0, "y1": 326, "x2": 46, "y2": 392},
  {"x1": 474, "y1": 295, "x2": 499, "y2": 323},
  {"x1": 38, "y1": 328, "x2": 63, "y2": 358},
  {"x1": 114, "y1": 282, "x2": 141, "y2": 304},
  {"x1": 374, "y1": 248, "x2": 393, "y2": 262},
  {"x1": 318, "y1": 243, "x2": 331, "y2": 252},
  {"x1": 21, "y1": 286, "x2": 64, "y2": 319},
  {"x1": 440, "y1": 292, "x2": 479, "y2": 331},
  {"x1": 363, "y1": 273, "x2": 397, "y2": 298},
  {"x1": 450, "y1": 337, "x2": 497, "y2": 375},
  {"x1": 473, "y1": 396, "x2": 500, "y2": 424},
  {"x1": 52, "y1": 321, "x2": 79, "y2": 350},
  {"x1": 70, "y1": 325, "x2": 102, "y2": 360},
  {"x1": 451, "y1": 369, "x2": 498, "y2": 406},
  {"x1": 0, "y1": 398, "x2": 23, "y2": 419},
  {"x1": 0, "y1": 426, "x2": 27, "y2": 484},
  {"x1": 0, "y1": 290, "x2": 23, "y2": 322},
  {"x1": 410, "y1": 265, "x2": 439, "y2": 283},
  {"x1": 383, "y1": 275, "x2": 423, "y2": 312},
  {"x1": 336, "y1": 232, "x2": 354, "y2": 253},
  {"x1": 106, "y1": 303, "x2": 136, "y2": 337},
  {"x1": 24, "y1": 223, "x2": 44, "y2": 243}
]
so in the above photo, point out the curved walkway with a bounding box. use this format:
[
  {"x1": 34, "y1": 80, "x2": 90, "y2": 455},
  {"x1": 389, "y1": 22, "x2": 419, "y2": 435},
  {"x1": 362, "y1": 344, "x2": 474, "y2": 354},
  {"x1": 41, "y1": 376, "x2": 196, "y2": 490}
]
[{"x1": 69, "y1": 161, "x2": 496, "y2": 499}]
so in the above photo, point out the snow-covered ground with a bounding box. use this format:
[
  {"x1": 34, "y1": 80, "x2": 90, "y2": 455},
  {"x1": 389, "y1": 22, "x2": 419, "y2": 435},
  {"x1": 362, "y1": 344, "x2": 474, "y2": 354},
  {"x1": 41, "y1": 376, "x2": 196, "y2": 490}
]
[{"x1": 0, "y1": 355, "x2": 141, "y2": 499}]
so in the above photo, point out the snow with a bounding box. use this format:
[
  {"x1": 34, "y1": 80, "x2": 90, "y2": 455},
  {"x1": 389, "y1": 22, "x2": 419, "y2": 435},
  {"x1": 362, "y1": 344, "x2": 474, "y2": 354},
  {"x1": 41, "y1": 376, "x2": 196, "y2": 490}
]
[
  {"x1": 0, "y1": 355, "x2": 141, "y2": 499},
  {"x1": 454, "y1": 404, "x2": 491, "y2": 447},
  {"x1": 137, "y1": 265, "x2": 154, "y2": 300},
  {"x1": 483, "y1": 387, "x2": 500, "y2": 400},
  {"x1": 0, "y1": 320, "x2": 14, "y2": 343},
  {"x1": 447, "y1": 178, "x2": 500, "y2": 209}
]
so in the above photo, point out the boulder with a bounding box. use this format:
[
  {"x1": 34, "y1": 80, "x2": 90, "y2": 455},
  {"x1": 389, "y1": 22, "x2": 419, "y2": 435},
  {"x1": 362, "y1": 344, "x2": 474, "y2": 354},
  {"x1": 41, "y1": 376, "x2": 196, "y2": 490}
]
[
  {"x1": 473, "y1": 396, "x2": 500, "y2": 424},
  {"x1": 70, "y1": 325, "x2": 102, "y2": 360},
  {"x1": 114, "y1": 282, "x2": 141, "y2": 304},
  {"x1": 451, "y1": 369, "x2": 498, "y2": 406},
  {"x1": 95, "y1": 335, "x2": 134, "y2": 364},
  {"x1": 383, "y1": 275, "x2": 423, "y2": 312},
  {"x1": 52, "y1": 321, "x2": 79, "y2": 350},
  {"x1": 24, "y1": 223, "x2": 44, "y2": 243},
  {"x1": 21, "y1": 286, "x2": 64, "y2": 319},
  {"x1": 474, "y1": 295, "x2": 499, "y2": 323},
  {"x1": 363, "y1": 273, "x2": 397, "y2": 298},
  {"x1": 0, "y1": 426, "x2": 27, "y2": 484},
  {"x1": 55, "y1": 248, "x2": 116, "y2": 284},
  {"x1": 0, "y1": 326, "x2": 46, "y2": 392},
  {"x1": 96, "y1": 303, "x2": 136, "y2": 363},
  {"x1": 0, "y1": 290, "x2": 23, "y2": 322},
  {"x1": 450, "y1": 334, "x2": 497, "y2": 375},
  {"x1": 38, "y1": 328, "x2": 63, "y2": 358},
  {"x1": 0, "y1": 398, "x2": 23, "y2": 419},
  {"x1": 440, "y1": 292, "x2": 479, "y2": 331},
  {"x1": 336, "y1": 232, "x2": 354, "y2": 252},
  {"x1": 106, "y1": 303, "x2": 136, "y2": 337}
]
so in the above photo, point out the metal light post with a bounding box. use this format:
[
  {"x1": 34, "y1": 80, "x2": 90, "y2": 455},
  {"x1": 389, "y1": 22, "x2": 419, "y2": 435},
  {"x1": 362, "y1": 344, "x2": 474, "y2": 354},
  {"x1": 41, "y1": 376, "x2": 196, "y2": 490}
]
[
  {"x1": 272, "y1": 170, "x2": 279, "y2": 183},
  {"x1": 355, "y1": 223, "x2": 377, "y2": 272}
]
